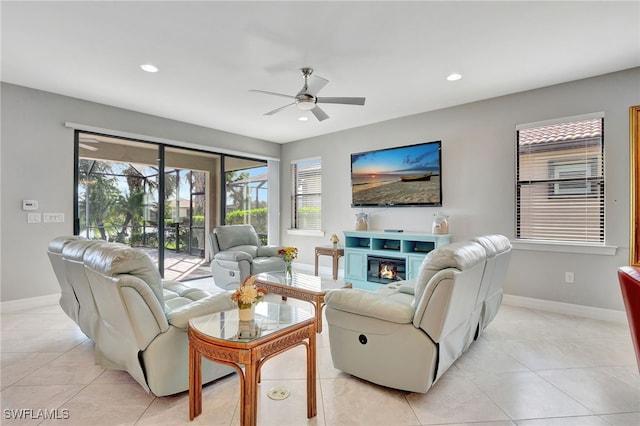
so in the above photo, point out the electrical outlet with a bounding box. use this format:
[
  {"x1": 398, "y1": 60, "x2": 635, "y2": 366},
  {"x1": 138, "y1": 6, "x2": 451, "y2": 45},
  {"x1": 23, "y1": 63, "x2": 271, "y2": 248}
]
[{"x1": 565, "y1": 272, "x2": 575, "y2": 283}]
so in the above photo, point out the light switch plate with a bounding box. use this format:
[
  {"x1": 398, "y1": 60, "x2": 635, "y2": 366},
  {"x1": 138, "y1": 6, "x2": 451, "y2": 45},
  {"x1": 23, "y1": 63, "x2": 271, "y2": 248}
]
[
  {"x1": 27, "y1": 212, "x2": 42, "y2": 223},
  {"x1": 43, "y1": 213, "x2": 64, "y2": 223}
]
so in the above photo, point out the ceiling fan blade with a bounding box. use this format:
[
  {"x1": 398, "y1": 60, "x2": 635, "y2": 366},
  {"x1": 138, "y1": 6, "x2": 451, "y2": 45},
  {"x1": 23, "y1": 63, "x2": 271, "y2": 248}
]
[
  {"x1": 264, "y1": 103, "x2": 295, "y2": 116},
  {"x1": 249, "y1": 89, "x2": 295, "y2": 99},
  {"x1": 317, "y1": 97, "x2": 366, "y2": 106},
  {"x1": 311, "y1": 106, "x2": 329, "y2": 122},
  {"x1": 307, "y1": 75, "x2": 329, "y2": 96}
]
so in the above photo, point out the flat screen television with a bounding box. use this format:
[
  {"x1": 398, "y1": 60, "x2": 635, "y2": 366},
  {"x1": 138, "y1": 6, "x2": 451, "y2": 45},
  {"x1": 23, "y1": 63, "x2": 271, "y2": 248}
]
[{"x1": 351, "y1": 140, "x2": 442, "y2": 207}]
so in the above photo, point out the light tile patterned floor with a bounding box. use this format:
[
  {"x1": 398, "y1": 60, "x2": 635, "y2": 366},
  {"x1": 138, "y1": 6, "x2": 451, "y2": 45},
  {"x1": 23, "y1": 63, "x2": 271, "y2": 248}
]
[{"x1": 1, "y1": 278, "x2": 638, "y2": 425}]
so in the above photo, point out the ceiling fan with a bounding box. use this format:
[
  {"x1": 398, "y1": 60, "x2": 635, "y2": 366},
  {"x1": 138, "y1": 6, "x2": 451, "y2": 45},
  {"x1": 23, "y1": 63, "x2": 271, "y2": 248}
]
[{"x1": 249, "y1": 67, "x2": 366, "y2": 121}]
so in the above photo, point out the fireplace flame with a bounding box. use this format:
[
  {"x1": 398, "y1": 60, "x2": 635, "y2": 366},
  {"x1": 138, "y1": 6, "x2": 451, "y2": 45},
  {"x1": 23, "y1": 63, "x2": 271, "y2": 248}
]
[{"x1": 380, "y1": 264, "x2": 396, "y2": 280}]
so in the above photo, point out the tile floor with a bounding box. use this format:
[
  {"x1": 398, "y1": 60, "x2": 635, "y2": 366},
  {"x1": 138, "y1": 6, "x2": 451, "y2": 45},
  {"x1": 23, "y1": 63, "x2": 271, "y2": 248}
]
[{"x1": 1, "y1": 277, "x2": 639, "y2": 425}]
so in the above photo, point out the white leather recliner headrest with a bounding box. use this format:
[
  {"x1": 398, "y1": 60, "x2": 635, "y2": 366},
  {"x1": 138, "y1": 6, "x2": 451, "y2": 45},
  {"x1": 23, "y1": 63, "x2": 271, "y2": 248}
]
[
  {"x1": 414, "y1": 241, "x2": 486, "y2": 300},
  {"x1": 48, "y1": 235, "x2": 87, "y2": 254},
  {"x1": 83, "y1": 244, "x2": 165, "y2": 307},
  {"x1": 214, "y1": 225, "x2": 259, "y2": 251},
  {"x1": 471, "y1": 235, "x2": 511, "y2": 257},
  {"x1": 62, "y1": 239, "x2": 103, "y2": 262}
]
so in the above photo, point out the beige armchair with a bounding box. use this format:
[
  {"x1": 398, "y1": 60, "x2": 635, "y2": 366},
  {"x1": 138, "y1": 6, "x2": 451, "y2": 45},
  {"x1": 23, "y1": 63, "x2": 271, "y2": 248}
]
[{"x1": 208, "y1": 224, "x2": 285, "y2": 290}]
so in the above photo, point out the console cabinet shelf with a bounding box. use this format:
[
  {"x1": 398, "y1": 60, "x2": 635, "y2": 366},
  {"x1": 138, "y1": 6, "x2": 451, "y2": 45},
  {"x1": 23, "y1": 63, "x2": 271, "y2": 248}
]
[{"x1": 343, "y1": 230, "x2": 451, "y2": 290}]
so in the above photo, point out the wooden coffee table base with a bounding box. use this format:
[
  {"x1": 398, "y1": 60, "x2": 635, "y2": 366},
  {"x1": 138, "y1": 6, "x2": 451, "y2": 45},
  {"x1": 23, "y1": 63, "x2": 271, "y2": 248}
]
[{"x1": 189, "y1": 320, "x2": 316, "y2": 426}]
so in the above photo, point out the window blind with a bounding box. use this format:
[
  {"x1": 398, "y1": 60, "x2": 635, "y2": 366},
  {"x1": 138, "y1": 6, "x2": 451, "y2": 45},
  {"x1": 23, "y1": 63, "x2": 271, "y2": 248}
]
[
  {"x1": 516, "y1": 117, "x2": 604, "y2": 243},
  {"x1": 292, "y1": 158, "x2": 322, "y2": 230}
]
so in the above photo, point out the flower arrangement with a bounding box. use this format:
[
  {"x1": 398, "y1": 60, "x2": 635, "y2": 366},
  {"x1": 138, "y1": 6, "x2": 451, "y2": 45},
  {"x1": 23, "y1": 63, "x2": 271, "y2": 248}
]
[
  {"x1": 277, "y1": 246, "x2": 298, "y2": 262},
  {"x1": 230, "y1": 275, "x2": 268, "y2": 310},
  {"x1": 278, "y1": 246, "x2": 298, "y2": 278}
]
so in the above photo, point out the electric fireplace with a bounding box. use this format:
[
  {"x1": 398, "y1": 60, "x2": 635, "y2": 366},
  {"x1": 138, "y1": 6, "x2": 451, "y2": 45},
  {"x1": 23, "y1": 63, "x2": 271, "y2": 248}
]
[{"x1": 367, "y1": 255, "x2": 406, "y2": 284}]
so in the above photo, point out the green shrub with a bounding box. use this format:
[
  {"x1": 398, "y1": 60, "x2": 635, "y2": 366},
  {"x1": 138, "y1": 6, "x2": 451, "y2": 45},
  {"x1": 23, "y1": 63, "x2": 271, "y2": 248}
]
[{"x1": 226, "y1": 208, "x2": 268, "y2": 234}]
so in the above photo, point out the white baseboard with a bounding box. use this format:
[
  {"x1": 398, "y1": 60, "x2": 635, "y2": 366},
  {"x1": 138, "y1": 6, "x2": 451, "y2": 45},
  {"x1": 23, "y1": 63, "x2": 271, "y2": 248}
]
[
  {"x1": 1, "y1": 293, "x2": 60, "y2": 313},
  {"x1": 502, "y1": 294, "x2": 628, "y2": 324}
]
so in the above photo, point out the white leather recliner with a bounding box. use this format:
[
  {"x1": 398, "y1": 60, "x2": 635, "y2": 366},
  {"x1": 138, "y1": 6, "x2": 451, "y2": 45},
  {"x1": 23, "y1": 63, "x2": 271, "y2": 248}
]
[
  {"x1": 471, "y1": 234, "x2": 512, "y2": 335},
  {"x1": 208, "y1": 224, "x2": 285, "y2": 290},
  {"x1": 324, "y1": 236, "x2": 511, "y2": 393},
  {"x1": 48, "y1": 237, "x2": 237, "y2": 396},
  {"x1": 47, "y1": 235, "x2": 88, "y2": 326}
]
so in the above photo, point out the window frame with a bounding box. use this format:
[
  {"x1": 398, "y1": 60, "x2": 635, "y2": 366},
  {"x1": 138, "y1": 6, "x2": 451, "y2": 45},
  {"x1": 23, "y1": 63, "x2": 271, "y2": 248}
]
[
  {"x1": 515, "y1": 113, "x2": 605, "y2": 245},
  {"x1": 290, "y1": 157, "x2": 322, "y2": 233}
]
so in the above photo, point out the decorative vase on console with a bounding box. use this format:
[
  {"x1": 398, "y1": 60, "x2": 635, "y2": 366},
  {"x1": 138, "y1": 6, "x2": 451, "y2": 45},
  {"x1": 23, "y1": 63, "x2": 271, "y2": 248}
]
[
  {"x1": 231, "y1": 275, "x2": 268, "y2": 322},
  {"x1": 278, "y1": 246, "x2": 298, "y2": 280},
  {"x1": 355, "y1": 212, "x2": 369, "y2": 231},
  {"x1": 432, "y1": 213, "x2": 449, "y2": 234}
]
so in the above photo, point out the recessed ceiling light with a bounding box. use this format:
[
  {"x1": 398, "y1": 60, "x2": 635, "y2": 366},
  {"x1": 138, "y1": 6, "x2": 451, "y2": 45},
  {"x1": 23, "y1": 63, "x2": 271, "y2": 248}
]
[
  {"x1": 140, "y1": 64, "x2": 159, "y2": 73},
  {"x1": 298, "y1": 116, "x2": 309, "y2": 121},
  {"x1": 446, "y1": 73, "x2": 462, "y2": 81}
]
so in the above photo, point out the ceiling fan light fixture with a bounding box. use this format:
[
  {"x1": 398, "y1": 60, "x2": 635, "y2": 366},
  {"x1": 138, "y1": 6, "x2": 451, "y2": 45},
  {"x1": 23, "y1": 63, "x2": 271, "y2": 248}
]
[
  {"x1": 296, "y1": 99, "x2": 316, "y2": 111},
  {"x1": 446, "y1": 73, "x2": 462, "y2": 81},
  {"x1": 140, "y1": 64, "x2": 159, "y2": 73}
]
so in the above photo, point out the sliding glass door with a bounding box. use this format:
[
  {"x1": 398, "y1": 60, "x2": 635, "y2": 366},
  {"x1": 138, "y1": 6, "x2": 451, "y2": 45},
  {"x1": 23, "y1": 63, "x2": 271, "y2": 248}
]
[
  {"x1": 77, "y1": 134, "x2": 160, "y2": 252},
  {"x1": 224, "y1": 157, "x2": 269, "y2": 244},
  {"x1": 75, "y1": 131, "x2": 278, "y2": 280},
  {"x1": 76, "y1": 133, "x2": 221, "y2": 280},
  {"x1": 162, "y1": 147, "x2": 221, "y2": 280}
]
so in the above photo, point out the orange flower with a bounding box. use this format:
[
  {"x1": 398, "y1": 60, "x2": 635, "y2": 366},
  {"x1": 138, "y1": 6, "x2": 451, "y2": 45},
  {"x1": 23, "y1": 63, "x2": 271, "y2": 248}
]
[{"x1": 231, "y1": 275, "x2": 268, "y2": 309}]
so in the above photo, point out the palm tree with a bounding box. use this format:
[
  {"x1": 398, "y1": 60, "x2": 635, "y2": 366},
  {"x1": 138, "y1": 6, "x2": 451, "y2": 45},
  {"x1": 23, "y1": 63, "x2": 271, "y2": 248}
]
[
  {"x1": 79, "y1": 160, "x2": 121, "y2": 240},
  {"x1": 114, "y1": 166, "x2": 146, "y2": 243}
]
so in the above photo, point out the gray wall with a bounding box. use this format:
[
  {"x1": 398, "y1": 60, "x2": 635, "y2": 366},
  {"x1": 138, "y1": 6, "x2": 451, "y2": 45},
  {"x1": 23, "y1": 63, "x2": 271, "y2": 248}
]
[
  {"x1": 3, "y1": 68, "x2": 639, "y2": 311},
  {"x1": 0, "y1": 83, "x2": 281, "y2": 302},
  {"x1": 280, "y1": 68, "x2": 640, "y2": 311}
]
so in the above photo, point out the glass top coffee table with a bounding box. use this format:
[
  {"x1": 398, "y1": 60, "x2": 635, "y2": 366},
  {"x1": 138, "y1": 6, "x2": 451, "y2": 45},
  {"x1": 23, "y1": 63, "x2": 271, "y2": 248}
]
[
  {"x1": 254, "y1": 271, "x2": 352, "y2": 333},
  {"x1": 188, "y1": 302, "x2": 316, "y2": 426}
]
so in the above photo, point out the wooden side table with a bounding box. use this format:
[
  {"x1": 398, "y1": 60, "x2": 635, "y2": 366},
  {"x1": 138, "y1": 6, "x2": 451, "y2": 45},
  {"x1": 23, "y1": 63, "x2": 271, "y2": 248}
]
[
  {"x1": 314, "y1": 246, "x2": 344, "y2": 280},
  {"x1": 189, "y1": 304, "x2": 316, "y2": 426}
]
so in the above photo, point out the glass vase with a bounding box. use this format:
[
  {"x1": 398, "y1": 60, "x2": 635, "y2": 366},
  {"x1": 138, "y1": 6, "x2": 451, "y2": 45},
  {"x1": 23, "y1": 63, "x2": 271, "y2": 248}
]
[{"x1": 285, "y1": 261, "x2": 292, "y2": 280}]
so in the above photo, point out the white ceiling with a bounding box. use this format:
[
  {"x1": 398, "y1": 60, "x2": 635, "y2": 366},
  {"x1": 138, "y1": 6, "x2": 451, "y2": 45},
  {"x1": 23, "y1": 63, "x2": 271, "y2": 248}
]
[{"x1": 2, "y1": 1, "x2": 639, "y2": 144}]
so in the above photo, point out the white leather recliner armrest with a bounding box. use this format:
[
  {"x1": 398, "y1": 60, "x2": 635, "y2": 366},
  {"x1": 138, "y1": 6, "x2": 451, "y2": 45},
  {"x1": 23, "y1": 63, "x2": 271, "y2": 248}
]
[
  {"x1": 257, "y1": 245, "x2": 281, "y2": 257},
  {"x1": 214, "y1": 250, "x2": 253, "y2": 262},
  {"x1": 324, "y1": 288, "x2": 414, "y2": 324},
  {"x1": 397, "y1": 278, "x2": 417, "y2": 295},
  {"x1": 166, "y1": 293, "x2": 236, "y2": 329}
]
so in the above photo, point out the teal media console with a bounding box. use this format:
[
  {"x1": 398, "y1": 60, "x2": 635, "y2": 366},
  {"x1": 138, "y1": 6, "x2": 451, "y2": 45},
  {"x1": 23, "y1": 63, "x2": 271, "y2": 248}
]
[{"x1": 343, "y1": 230, "x2": 452, "y2": 290}]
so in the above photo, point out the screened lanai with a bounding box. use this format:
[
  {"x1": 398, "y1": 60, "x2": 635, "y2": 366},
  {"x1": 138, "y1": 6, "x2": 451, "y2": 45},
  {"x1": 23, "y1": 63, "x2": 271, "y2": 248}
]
[
  {"x1": 78, "y1": 158, "x2": 211, "y2": 280},
  {"x1": 76, "y1": 131, "x2": 271, "y2": 282}
]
